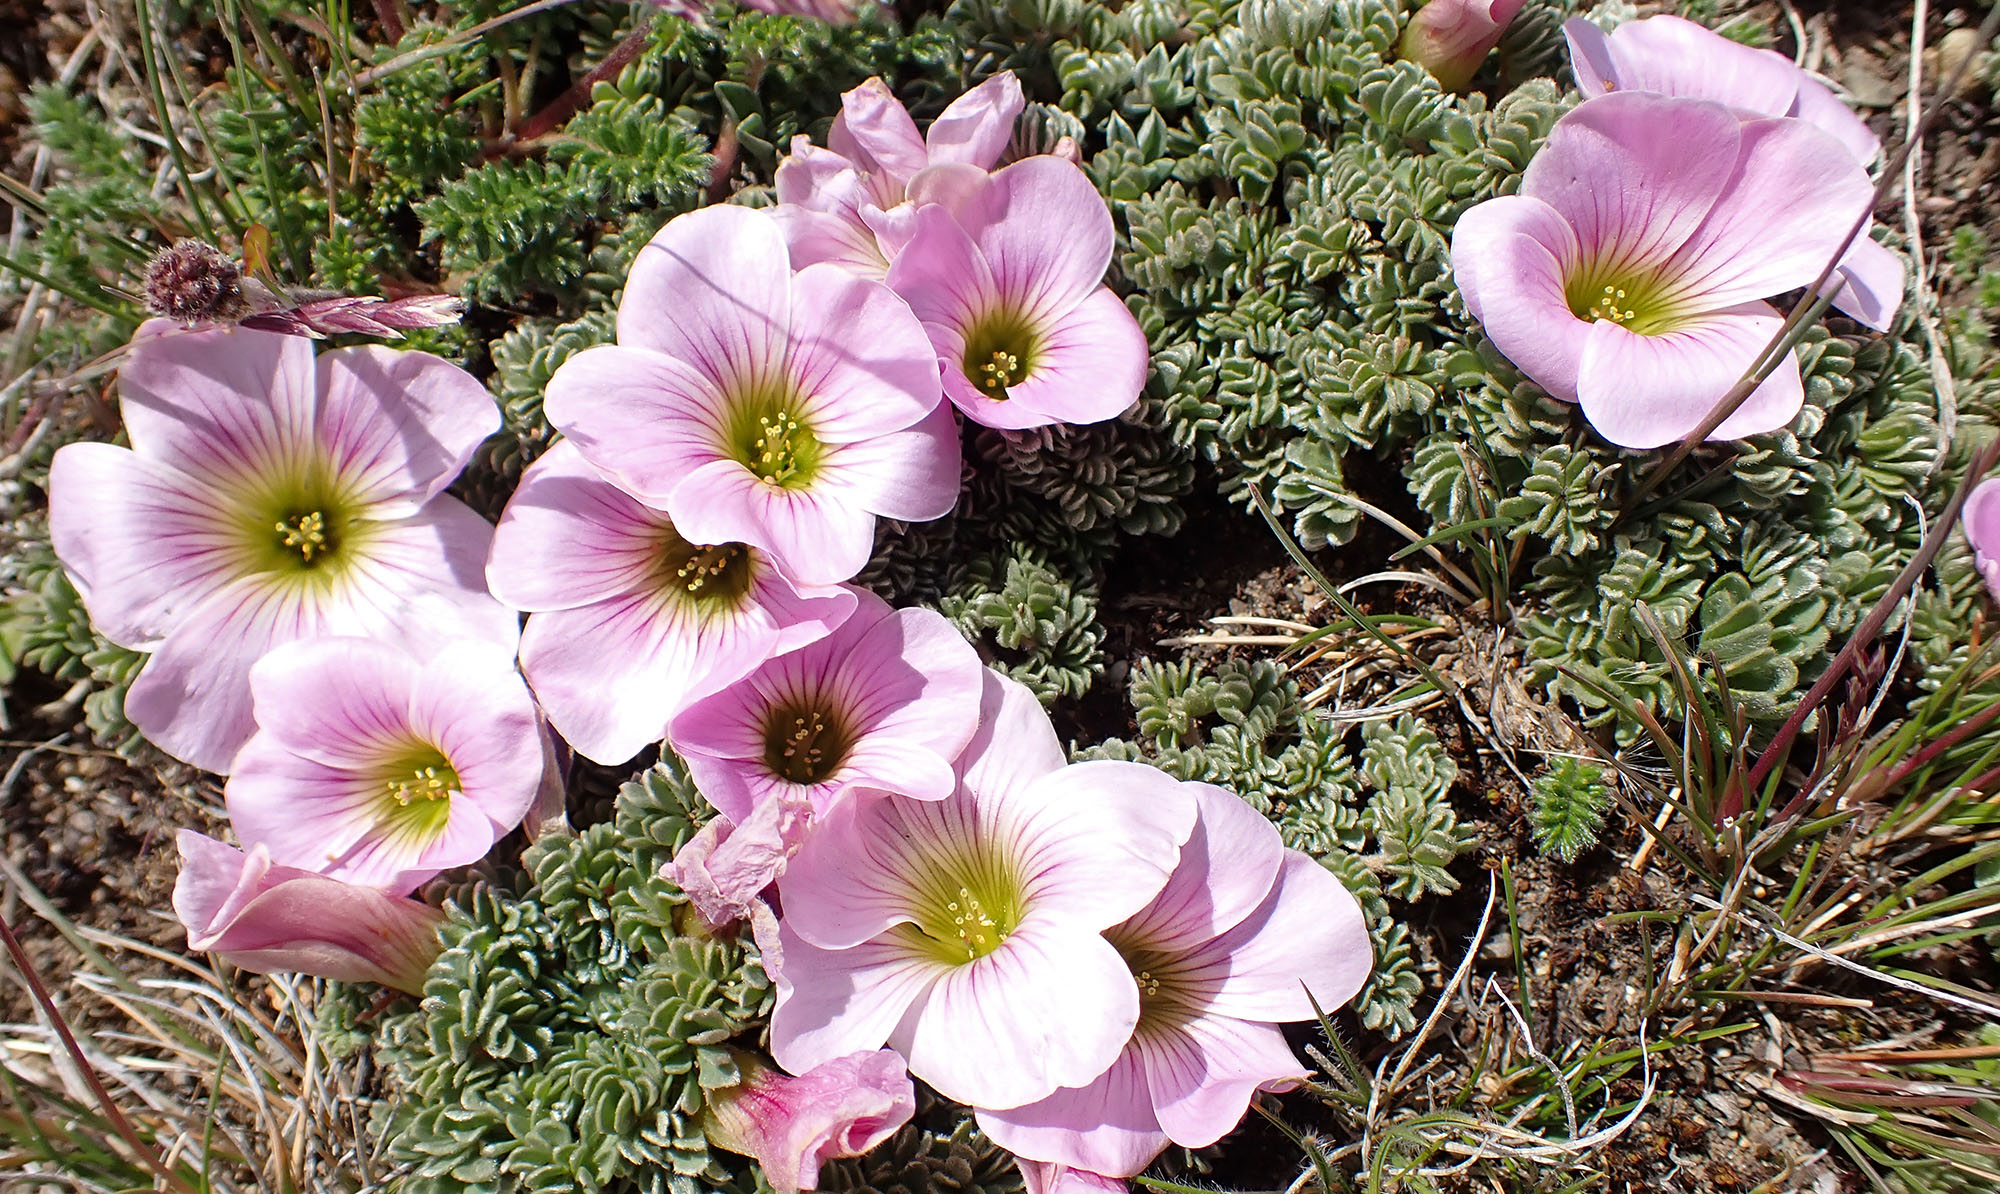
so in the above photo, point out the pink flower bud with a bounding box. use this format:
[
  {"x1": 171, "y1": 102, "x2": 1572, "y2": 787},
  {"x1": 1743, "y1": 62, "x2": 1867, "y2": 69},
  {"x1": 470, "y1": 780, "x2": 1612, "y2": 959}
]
[
  {"x1": 703, "y1": 1049, "x2": 916, "y2": 1194},
  {"x1": 1398, "y1": 0, "x2": 1529, "y2": 91},
  {"x1": 172, "y1": 830, "x2": 445, "y2": 994}
]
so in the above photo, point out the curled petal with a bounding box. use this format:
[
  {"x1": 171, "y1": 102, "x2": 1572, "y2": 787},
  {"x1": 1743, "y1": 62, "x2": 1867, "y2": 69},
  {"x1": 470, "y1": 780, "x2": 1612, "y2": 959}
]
[
  {"x1": 666, "y1": 791, "x2": 817, "y2": 929},
  {"x1": 705, "y1": 1049, "x2": 916, "y2": 1194},
  {"x1": 1447, "y1": 195, "x2": 1588, "y2": 401},
  {"x1": 925, "y1": 72, "x2": 1025, "y2": 170},
  {"x1": 173, "y1": 830, "x2": 443, "y2": 994},
  {"x1": 1827, "y1": 235, "x2": 1906, "y2": 331},
  {"x1": 1139, "y1": 1015, "x2": 1306, "y2": 1149},
  {"x1": 1963, "y1": 479, "x2": 2000, "y2": 603},
  {"x1": 978, "y1": 1052, "x2": 1167, "y2": 1178},
  {"x1": 830, "y1": 78, "x2": 930, "y2": 198}
]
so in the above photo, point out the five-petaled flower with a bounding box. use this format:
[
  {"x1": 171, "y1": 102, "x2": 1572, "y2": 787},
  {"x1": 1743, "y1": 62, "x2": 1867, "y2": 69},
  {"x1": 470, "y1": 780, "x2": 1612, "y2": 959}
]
[
  {"x1": 487, "y1": 440, "x2": 856, "y2": 765},
  {"x1": 224, "y1": 637, "x2": 551, "y2": 894},
  {"x1": 769, "y1": 671, "x2": 1199, "y2": 1110},
  {"x1": 1449, "y1": 91, "x2": 1875, "y2": 449},
  {"x1": 48, "y1": 321, "x2": 516, "y2": 771},
  {"x1": 546, "y1": 205, "x2": 961, "y2": 586},
  {"x1": 887, "y1": 157, "x2": 1148, "y2": 430}
]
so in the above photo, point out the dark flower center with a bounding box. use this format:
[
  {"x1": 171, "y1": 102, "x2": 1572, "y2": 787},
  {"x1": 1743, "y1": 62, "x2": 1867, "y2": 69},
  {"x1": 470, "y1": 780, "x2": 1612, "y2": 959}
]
[
  {"x1": 659, "y1": 536, "x2": 756, "y2": 607},
  {"x1": 761, "y1": 698, "x2": 855, "y2": 785}
]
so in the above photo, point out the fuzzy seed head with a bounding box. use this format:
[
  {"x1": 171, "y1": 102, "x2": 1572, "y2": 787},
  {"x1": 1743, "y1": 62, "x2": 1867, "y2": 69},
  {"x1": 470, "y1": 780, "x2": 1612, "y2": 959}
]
[{"x1": 144, "y1": 240, "x2": 246, "y2": 324}]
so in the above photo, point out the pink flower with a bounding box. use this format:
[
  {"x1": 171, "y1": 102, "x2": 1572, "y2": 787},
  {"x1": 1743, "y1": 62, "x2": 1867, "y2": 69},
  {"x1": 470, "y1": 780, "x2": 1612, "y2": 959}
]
[
  {"x1": 669, "y1": 588, "x2": 984, "y2": 827},
  {"x1": 703, "y1": 1049, "x2": 915, "y2": 1194},
  {"x1": 775, "y1": 73, "x2": 1025, "y2": 278},
  {"x1": 769, "y1": 671, "x2": 1199, "y2": 1110},
  {"x1": 978, "y1": 785, "x2": 1371, "y2": 1176},
  {"x1": 885, "y1": 158, "x2": 1148, "y2": 429},
  {"x1": 1399, "y1": 0, "x2": 1530, "y2": 91},
  {"x1": 486, "y1": 441, "x2": 854, "y2": 764},
  {"x1": 544, "y1": 205, "x2": 960, "y2": 587},
  {"x1": 1962, "y1": 478, "x2": 2000, "y2": 602},
  {"x1": 1449, "y1": 91, "x2": 1875, "y2": 449},
  {"x1": 48, "y1": 321, "x2": 516, "y2": 772},
  {"x1": 224, "y1": 637, "x2": 549, "y2": 894},
  {"x1": 1017, "y1": 1161, "x2": 1129, "y2": 1194},
  {"x1": 1564, "y1": 14, "x2": 1902, "y2": 329},
  {"x1": 173, "y1": 829, "x2": 444, "y2": 994}
]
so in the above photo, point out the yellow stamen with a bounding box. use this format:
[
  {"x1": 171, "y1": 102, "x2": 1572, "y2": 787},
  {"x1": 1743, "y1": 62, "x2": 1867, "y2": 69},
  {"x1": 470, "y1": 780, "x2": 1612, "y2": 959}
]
[
  {"x1": 946, "y1": 886, "x2": 1007, "y2": 960},
  {"x1": 1585, "y1": 284, "x2": 1637, "y2": 326},
  {"x1": 976, "y1": 349, "x2": 1023, "y2": 400},
  {"x1": 385, "y1": 764, "x2": 457, "y2": 806},
  {"x1": 753, "y1": 412, "x2": 808, "y2": 485},
  {"x1": 275, "y1": 511, "x2": 329, "y2": 561}
]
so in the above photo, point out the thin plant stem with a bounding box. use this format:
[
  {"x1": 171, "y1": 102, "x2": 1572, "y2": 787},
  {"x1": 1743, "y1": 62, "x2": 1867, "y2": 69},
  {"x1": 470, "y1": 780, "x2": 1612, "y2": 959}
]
[
  {"x1": 507, "y1": 15, "x2": 655, "y2": 146},
  {"x1": 353, "y1": 0, "x2": 587, "y2": 89},
  {"x1": 1746, "y1": 436, "x2": 2000, "y2": 803},
  {"x1": 132, "y1": 0, "x2": 221, "y2": 244},
  {"x1": 0, "y1": 908, "x2": 204, "y2": 1194},
  {"x1": 0, "y1": 248, "x2": 130, "y2": 317}
]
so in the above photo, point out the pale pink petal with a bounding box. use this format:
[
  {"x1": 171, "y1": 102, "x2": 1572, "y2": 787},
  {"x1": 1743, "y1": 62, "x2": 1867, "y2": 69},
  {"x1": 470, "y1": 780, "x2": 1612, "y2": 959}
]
[
  {"x1": 886, "y1": 203, "x2": 1000, "y2": 332},
  {"x1": 337, "y1": 497, "x2": 522, "y2": 654},
  {"x1": 993, "y1": 286, "x2": 1147, "y2": 427},
  {"x1": 1009, "y1": 761, "x2": 1198, "y2": 932},
  {"x1": 1183, "y1": 851, "x2": 1373, "y2": 1022},
  {"x1": 770, "y1": 927, "x2": 944, "y2": 1078},
  {"x1": 779, "y1": 790, "x2": 939, "y2": 950},
  {"x1": 773, "y1": 204, "x2": 890, "y2": 277},
  {"x1": 668, "y1": 459, "x2": 880, "y2": 586},
  {"x1": 174, "y1": 831, "x2": 443, "y2": 994},
  {"x1": 706, "y1": 1050, "x2": 916, "y2": 1194},
  {"x1": 518, "y1": 598, "x2": 695, "y2": 764},
  {"x1": 924, "y1": 72, "x2": 1025, "y2": 169},
  {"x1": 838, "y1": 605, "x2": 984, "y2": 763},
  {"x1": 124, "y1": 576, "x2": 330, "y2": 773},
  {"x1": 1016, "y1": 1162, "x2": 1131, "y2": 1194},
  {"x1": 1117, "y1": 785, "x2": 1284, "y2": 947},
  {"x1": 960, "y1": 157, "x2": 1116, "y2": 318},
  {"x1": 1576, "y1": 300, "x2": 1804, "y2": 449},
  {"x1": 1562, "y1": 18, "x2": 1619, "y2": 97},
  {"x1": 814, "y1": 402, "x2": 963, "y2": 524},
  {"x1": 775, "y1": 139, "x2": 869, "y2": 210},
  {"x1": 977, "y1": 1052, "x2": 1168, "y2": 1178},
  {"x1": 1828, "y1": 234, "x2": 1905, "y2": 331},
  {"x1": 787, "y1": 264, "x2": 943, "y2": 441},
  {"x1": 1589, "y1": 15, "x2": 1801, "y2": 116},
  {"x1": 314, "y1": 345, "x2": 500, "y2": 514},
  {"x1": 1139, "y1": 1016, "x2": 1305, "y2": 1149},
  {"x1": 222, "y1": 734, "x2": 383, "y2": 878},
  {"x1": 617, "y1": 205, "x2": 794, "y2": 386},
  {"x1": 485, "y1": 440, "x2": 668, "y2": 612},
  {"x1": 1520, "y1": 92, "x2": 1740, "y2": 277},
  {"x1": 115, "y1": 320, "x2": 317, "y2": 486},
  {"x1": 408, "y1": 640, "x2": 546, "y2": 832},
  {"x1": 1659, "y1": 116, "x2": 1873, "y2": 310},
  {"x1": 955, "y1": 670, "x2": 1067, "y2": 799},
  {"x1": 838, "y1": 737, "x2": 960, "y2": 802},
  {"x1": 47, "y1": 444, "x2": 244, "y2": 650},
  {"x1": 830, "y1": 78, "x2": 930, "y2": 195},
  {"x1": 1791, "y1": 74, "x2": 1881, "y2": 166},
  {"x1": 1447, "y1": 195, "x2": 1589, "y2": 401},
  {"x1": 1963, "y1": 479, "x2": 2000, "y2": 602},
  {"x1": 244, "y1": 636, "x2": 422, "y2": 768},
  {"x1": 895, "y1": 920, "x2": 1138, "y2": 1109},
  {"x1": 543, "y1": 345, "x2": 730, "y2": 506}
]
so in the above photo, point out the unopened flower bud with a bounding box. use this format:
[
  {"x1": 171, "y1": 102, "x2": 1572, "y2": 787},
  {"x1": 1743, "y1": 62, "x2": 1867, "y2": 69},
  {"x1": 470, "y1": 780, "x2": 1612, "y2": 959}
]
[
  {"x1": 143, "y1": 239, "x2": 247, "y2": 324},
  {"x1": 1398, "y1": 0, "x2": 1529, "y2": 91}
]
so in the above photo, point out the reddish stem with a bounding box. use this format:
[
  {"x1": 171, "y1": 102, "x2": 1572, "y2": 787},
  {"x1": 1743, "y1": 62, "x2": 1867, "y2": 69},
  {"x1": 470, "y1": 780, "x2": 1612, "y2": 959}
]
[
  {"x1": 369, "y1": 0, "x2": 406, "y2": 42},
  {"x1": 505, "y1": 16, "x2": 654, "y2": 148}
]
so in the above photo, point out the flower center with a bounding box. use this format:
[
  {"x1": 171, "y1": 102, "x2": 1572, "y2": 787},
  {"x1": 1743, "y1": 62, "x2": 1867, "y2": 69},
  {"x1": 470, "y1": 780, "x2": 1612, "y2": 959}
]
[
  {"x1": 655, "y1": 529, "x2": 757, "y2": 610},
  {"x1": 374, "y1": 747, "x2": 460, "y2": 847},
  {"x1": 724, "y1": 386, "x2": 824, "y2": 489},
  {"x1": 900, "y1": 853, "x2": 1024, "y2": 965},
  {"x1": 1563, "y1": 266, "x2": 1681, "y2": 336},
  {"x1": 274, "y1": 510, "x2": 333, "y2": 562},
  {"x1": 960, "y1": 310, "x2": 1040, "y2": 401},
  {"x1": 761, "y1": 698, "x2": 855, "y2": 785},
  {"x1": 1110, "y1": 934, "x2": 1193, "y2": 1034}
]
